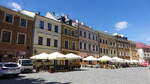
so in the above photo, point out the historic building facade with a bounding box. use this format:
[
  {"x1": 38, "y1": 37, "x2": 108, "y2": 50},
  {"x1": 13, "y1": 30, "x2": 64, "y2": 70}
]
[
  {"x1": 78, "y1": 24, "x2": 99, "y2": 58},
  {"x1": 114, "y1": 34, "x2": 131, "y2": 60},
  {"x1": 59, "y1": 16, "x2": 79, "y2": 54},
  {"x1": 99, "y1": 32, "x2": 117, "y2": 58},
  {"x1": 20, "y1": 10, "x2": 61, "y2": 55},
  {"x1": 136, "y1": 42, "x2": 150, "y2": 63},
  {"x1": 98, "y1": 32, "x2": 138, "y2": 60},
  {"x1": 129, "y1": 41, "x2": 138, "y2": 60},
  {"x1": 0, "y1": 6, "x2": 34, "y2": 62},
  {"x1": 33, "y1": 14, "x2": 61, "y2": 55},
  {"x1": 0, "y1": 6, "x2": 140, "y2": 61}
]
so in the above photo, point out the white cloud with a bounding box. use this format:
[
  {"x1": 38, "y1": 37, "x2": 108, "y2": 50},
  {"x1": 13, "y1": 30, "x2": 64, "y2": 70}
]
[
  {"x1": 146, "y1": 38, "x2": 150, "y2": 41},
  {"x1": 9, "y1": 2, "x2": 22, "y2": 11},
  {"x1": 115, "y1": 21, "x2": 128, "y2": 31}
]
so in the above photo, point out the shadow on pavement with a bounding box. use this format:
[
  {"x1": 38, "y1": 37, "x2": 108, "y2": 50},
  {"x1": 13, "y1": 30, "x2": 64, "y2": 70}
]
[
  {"x1": 0, "y1": 75, "x2": 72, "y2": 84},
  {"x1": 0, "y1": 75, "x2": 25, "y2": 80}
]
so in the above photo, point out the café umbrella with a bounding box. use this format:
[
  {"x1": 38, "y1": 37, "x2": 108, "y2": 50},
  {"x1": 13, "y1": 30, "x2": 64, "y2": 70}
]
[
  {"x1": 65, "y1": 53, "x2": 82, "y2": 60},
  {"x1": 30, "y1": 53, "x2": 49, "y2": 60},
  {"x1": 97, "y1": 56, "x2": 112, "y2": 62},
  {"x1": 130, "y1": 60, "x2": 139, "y2": 63},
  {"x1": 111, "y1": 57, "x2": 123, "y2": 62},
  {"x1": 123, "y1": 59, "x2": 130, "y2": 63},
  {"x1": 48, "y1": 52, "x2": 66, "y2": 60},
  {"x1": 83, "y1": 56, "x2": 97, "y2": 61}
]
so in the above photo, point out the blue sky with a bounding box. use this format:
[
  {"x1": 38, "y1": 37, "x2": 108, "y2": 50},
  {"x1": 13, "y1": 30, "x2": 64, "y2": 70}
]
[{"x1": 0, "y1": 0, "x2": 150, "y2": 44}]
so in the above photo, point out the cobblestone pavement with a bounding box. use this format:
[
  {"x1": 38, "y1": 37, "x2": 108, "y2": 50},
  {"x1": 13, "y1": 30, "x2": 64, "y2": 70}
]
[{"x1": 0, "y1": 67, "x2": 150, "y2": 84}]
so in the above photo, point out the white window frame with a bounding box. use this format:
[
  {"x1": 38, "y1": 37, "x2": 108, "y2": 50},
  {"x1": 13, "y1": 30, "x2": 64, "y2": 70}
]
[
  {"x1": 80, "y1": 42, "x2": 82, "y2": 49},
  {"x1": 54, "y1": 25, "x2": 59, "y2": 33},
  {"x1": 54, "y1": 39, "x2": 58, "y2": 47},
  {"x1": 39, "y1": 20, "x2": 44, "y2": 29},
  {"x1": 46, "y1": 38, "x2": 51, "y2": 46},
  {"x1": 64, "y1": 40, "x2": 69, "y2": 49},
  {"x1": 47, "y1": 23, "x2": 52, "y2": 31},
  {"x1": 0, "y1": 29, "x2": 12, "y2": 43},
  {"x1": 4, "y1": 13, "x2": 14, "y2": 24},
  {"x1": 17, "y1": 32, "x2": 26, "y2": 44},
  {"x1": 20, "y1": 18, "x2": 28, "y2": 28}
]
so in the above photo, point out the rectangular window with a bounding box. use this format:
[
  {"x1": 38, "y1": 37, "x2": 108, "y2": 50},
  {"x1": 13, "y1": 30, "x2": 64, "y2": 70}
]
[
  {"x1": 80, "y1": 42, "x2": 82, "y2": 49},
  {"x1": 96, "y1": 46, "x2": 98, "y2": 51},
  {"x1": 54, "y1": 39, "x2": 58, "y2": 47},
  {"x1": 5, "y1": 13, "x2": 13, "y2": 23},
  {"x1": 111, "y1": 50, "x2": 113, "y2": 54},
  {"x1": 84, "y1": 43, "x2": 87, "y2": 50},
  {"x1": 103, "y1": 40, "x2": 105, "y2": 44},
  {"x1": 93, "y1": 45, "x2": 95, "y2": 51},
  {"x1": 100, "y1": 48, "x2": 102, "y2": 53},
  {"x1": 99, "y1": 38, "x2": 102, "y2": 43},
  {"x1": 18, "y1": 33, "x2": 26, "y2": 44},
  {"x1": 96, "y1": 36, "x2": 98, "y2": 41},
  {"x1": 106, "y1": 40, "x2": 108, "y2": 44},
  {"x1": 39, "y1": 21, "x2": 44, "y2": 29},
  {"x1": 93, "y1": 35, "x2": 95, "y2": 40},
  {"x1": 103, "y1": 49, "x2": 106, "y2": 54},
  {"x1": 88, "y1": 33, "x2": 91, "y2": 39},
  {"x1": 68, "y1": 30, "x2": 71, "y2": 35},
  {"x1": 38, "y1": 37, "x2": 43, "y2": 45},
  {"x1": 72, "y1": 31, "x2": 75, "y2": 36},
  {"x1": 88, "y1": 44, "x2": 91, "y2": 51},
  {"x1": 80, "y1": 31, "x2": 82, "y2": 36},
  {"x1": 65, "y1": 41, "x2": 69, "y2": 49},
  {"x1": 72, "y1": 42, "x2": 75, "y2": 50},
  {"x1": 48, "y1": 23, "x2": 52, "y2": 31},
  {"x1": 47, "y1": 38, "x2": 51, "y2": 46},
  {"x1": 84, "y1": 32, "x2": 86, "y2": 38},
  {"x1": 106, "y1": 49, "x2": 108, "y2": 54},
  {"x1": 54, "y1": 25, "x2": 58, "y2": 33},
  {"x1": 114, "y1": 51, "x2": 116, "y2": 54},
  {"x1": 1, "y1": 30, "x2": 12, "y2": 43},
  {"x1": 20, "y1": 18, "x2": 27, "y2": 27},
  {"x1": 64, "y1": 29, "x2": 68, "y2": 34}
]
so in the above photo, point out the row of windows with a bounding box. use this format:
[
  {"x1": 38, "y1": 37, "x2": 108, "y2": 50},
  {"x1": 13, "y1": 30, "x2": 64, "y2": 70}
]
[
  {"x1": 64, "y1": 28, "x2": 77, "y2": 37},
  {"x1": 119, "y1": 52, "x2": 129, "y2": 56},
  {"x1": 144, "y1": 49, "x2": 150, "y2": 52},
  {"x1": 118, "y1": 43, "x2": 130, "y2": 48},
  {"x1": 0, "y1": 30, "x2": 26, "y2": 44},
  {"x1": 38, "y1": 37, "x2": 58, "y2": 47},
  {"x1": 99, "y1": 38, "x2": 116, "y2": 46},
  {"x1": 100, "y1": 48, "x2": 117, "y2": 55},
  {"x1": 99, "y1": 48, "x2": 109, "y2": 54},
  {"x1": 99, "y1": 38, "x2": 108, "y2": 44},
  {"x1": 99, "y1": 38, "x2": 130, "y2": 49},
  {"x1": 80, "y1": 31, "x2": 98, "y2": 41},
  {"x1": 79, "y1": 42, "x2": 98, "y2": 52},
  {"x1": 144, "y1": 53, "x2": 150, "y2": 57},
  {"x1": 5, "y1": 13, "x2": 28, "y2": 27},
  {"x1": 99, "y1": 48, "x2": 129, "y2": 56},
  {"x1": 39, "y1": 21, "x2": 59, "y2": 33},
  {"x1": 64, "y1": 41, "x2": 76, "y2": 50}
]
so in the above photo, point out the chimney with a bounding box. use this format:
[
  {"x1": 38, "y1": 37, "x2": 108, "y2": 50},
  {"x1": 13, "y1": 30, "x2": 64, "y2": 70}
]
[
  {"x1": 52, "y1": 12, "x2": 55, "y2": 16},
  {"x1": 37, "y1": 12, "x2": 40, "y2": 15}
]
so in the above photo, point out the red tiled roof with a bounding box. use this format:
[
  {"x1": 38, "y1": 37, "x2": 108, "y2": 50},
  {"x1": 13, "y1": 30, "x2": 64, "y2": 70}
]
[{"x1": 136, "y1": 42, "x2": 150, "y2": 49}]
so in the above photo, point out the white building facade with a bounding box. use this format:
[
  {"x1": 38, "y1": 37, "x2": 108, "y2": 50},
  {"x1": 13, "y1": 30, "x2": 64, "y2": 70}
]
[
  {"x1": 33, "y1": 14, "x2": 61, "y2": 55},
  {"x1": 136, "y1": 43, "x2": 150, "y2": 63}
]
